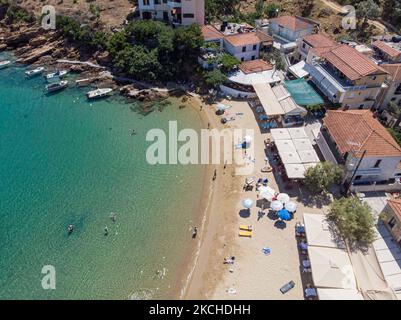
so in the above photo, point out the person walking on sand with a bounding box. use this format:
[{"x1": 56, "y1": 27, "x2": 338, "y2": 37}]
[
  {"x1": 192, "y1": 226, "x2": 198, "y2": 239},
  {"x1": 213, "y1": 169, "x2": 217, "y2": 181},
  {"x1": 207, "y1": 122, "x2": 210, "y2": 130}
]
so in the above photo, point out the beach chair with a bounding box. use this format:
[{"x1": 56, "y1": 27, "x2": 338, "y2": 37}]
[
  {"x1": 239, "y1": 230, "x2": 252, "y2": 237},
  {"x1": 280, "y1": 281, "x2": 295, "y2": 294},
  {"x1": 239, "y1": 225, "x2": 253, "y2": 231}
]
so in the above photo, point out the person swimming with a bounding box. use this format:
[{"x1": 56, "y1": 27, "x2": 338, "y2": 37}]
[
  {"x1": 67, "y1": 224, "x2": 74, "y2": 235},
  {"x1": 104, "y1": 226, "x2": 109, "y2": 236}
]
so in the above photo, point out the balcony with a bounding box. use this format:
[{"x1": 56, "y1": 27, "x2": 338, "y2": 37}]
[
  {"x1": 168, "y1": 0, "x2": 182, "y2": 7},
  {"x1": 139, "y1": 1, "x2": 155, "y2": 10}
]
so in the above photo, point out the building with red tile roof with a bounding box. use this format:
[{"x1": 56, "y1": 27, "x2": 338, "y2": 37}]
[
  {"x1": 372, "y1": 41, "x2": 401, "y2": 63},
  {"x1": 320, "y1": 110, "x2": 401, "y2": 191},
  {"x1": 269, "y1": 16, "x2": 316, "y2": 43},
  {"x1": 379, "y1": 63, "x2": 401, "y2": 108},
  {"x1": 239, "y1": 59, "x2": 273, "y2": 74}
]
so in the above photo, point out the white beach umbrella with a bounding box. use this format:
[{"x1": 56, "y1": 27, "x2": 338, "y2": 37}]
[
  {"x1": 285, "y1": 201, "x2": 297, "y2": 213},
  {"x1": 259, "y1": 186, "x2": 276, "y2": 201},
  {"x1": 242, "y1": 198, "x2": 254, "y2": 209},
  {"x1": 277, "y1": 193, "x2": 290, "y2": 204},
  {"x1": 270, "y1": 200, "x2": 284, "y2": 211},
  {"x1": 244, "y1": 135, "x2": 252, "y2": 143}
]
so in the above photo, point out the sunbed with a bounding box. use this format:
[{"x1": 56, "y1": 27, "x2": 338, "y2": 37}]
[
  {"x1": 239, "y1": 225, "x2": 253, "y2": 231},
  {"x1": 239, "y1": 230, "x2": 252, "y2": 237}
]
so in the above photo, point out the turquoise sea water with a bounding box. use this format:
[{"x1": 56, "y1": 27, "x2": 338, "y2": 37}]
[{"x1": 0, "y1": 55, "x2": 206, "y2": 299}]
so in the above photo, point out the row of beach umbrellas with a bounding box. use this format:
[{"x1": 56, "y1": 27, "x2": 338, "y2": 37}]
[{"x1": 242, "y1": 190, "x2": 297, "y2": 221}]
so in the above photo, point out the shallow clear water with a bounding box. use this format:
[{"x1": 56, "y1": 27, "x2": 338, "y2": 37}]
[{"x1": 0, "y1": 55, "x2": 205, "y2": 299}]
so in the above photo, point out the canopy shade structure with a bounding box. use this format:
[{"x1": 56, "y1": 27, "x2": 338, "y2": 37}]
[
  {"x1": 293, "y1": 138, "x2": 314, "y2": 151},
  {"x1": 275, "y1": 139, "x2": 297, "y2": 154},
  {"x1": 271, "y1": 200, "x2": 284, "y2": 211},
  {"x1": 285, "y1": 201, "x2": 297, "y2": 212},
  {"x1": 272, "y1": 84, "x2": 307, "y2": 116},
  {"x1": 284, "y1": 163, "x2": 306, "y2": 179},
  {"x1": 229, "y1": 69, "x2": 281, "y2": 86},
  {"x1": 259, "y1": 186, "x2": 276, "y2": 201},
  {"x1": 270, "y1": 128, "x2": 291, "y2": 140},
  {"x1": 317, "y1": 288, "x2": 363, "y2": 300},
  {"x1": 288, "y1": 127, "x2": 308, "y2": 139},
  {"x1": 284, "y1": 78, "x2": 324, "y2": 106},
  {"x1": 298, "y1": 149, "x2": 320, "y2": 163},
  {"x1": 277, "y1": 193, "x2": 290, "y2": 204},
  {"x1": 278, "y1": 209, "x2": 291, "y2": 221},
  {"x1": 242, "y1": 198, "x2": 253, "y2": 209},
  {"x1": 280, "y1": 151, "x2": 302, "y2": 164},
  {"x1": 288, "y1": 60, "x2": 309, "y2": 79},
  {"x1": 308, "y1": 246, "x2": 357, "y2": 290},
  {"x1": 252, "y1": 83, "x2": 284, "y2": 116},
  {"x1": 303, "y1": 213, "x2": 345, "y2": 249}
]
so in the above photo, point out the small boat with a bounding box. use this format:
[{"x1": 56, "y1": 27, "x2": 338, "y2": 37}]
[
  {"x1": 25, "y1": 66, "x2": 45, "y2": 77},
  {"x1": 0, "y1": 60, "x2": 11, "y2": 69},
  {"x1": 45, "y1": 80, "x2": 68, "y2": 93},
  {"x1": 45, "y1": 70, "x2": 68, "y2": 80},
  {"x1": 86, "y1": 88, "x2": 113, "y2": 99}
]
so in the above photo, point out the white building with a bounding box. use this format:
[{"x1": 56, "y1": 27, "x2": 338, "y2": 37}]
[
  {"x1": 138, "y1": 0, "x2": 205, "y2": 26},
  {"x1": 379, "y1": 63, "x2": 401, "y2": 108},
  {"x1": 322, "y1": 109, "x2": 401, "y2": 192},
  {"x1": 269, "y1": 16, "x2": 315, "y2": 44}
]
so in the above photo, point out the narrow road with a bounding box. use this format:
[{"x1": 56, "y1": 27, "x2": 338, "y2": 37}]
[{"x1": 319, "y1": 0, "x2": 387, "y2": 32}]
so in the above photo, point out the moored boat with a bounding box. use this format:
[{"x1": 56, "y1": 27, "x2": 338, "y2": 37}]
[
  {"x1": 45, "y1": 70, "x2": 68, "y2": 80},
  {"x1": 45, "y1": 80, "x2": 68, "y2": 93},
  {"x1": 25, "y1": 66, "x2": 45, "y2": 77},
  {"x1": 86, "y1": 88, "x2": 113, "y2": 99},
  {"x1": 0, "y1": 60, "x2": 11, "y2": 69}
]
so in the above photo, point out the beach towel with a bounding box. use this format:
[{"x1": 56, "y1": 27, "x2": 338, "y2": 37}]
[{"x1": 262, "y1": 247, "x2": 271, "y2": 256}]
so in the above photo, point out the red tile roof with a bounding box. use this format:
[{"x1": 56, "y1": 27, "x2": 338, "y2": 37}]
[
  {"x1": 255, "y1": 30, "x2": 273, "y2": 43},
  {"x1": 322, "y1": 44, "x2": 387, "y2": 81},
  {"x1": 387, "y1": 199, "x2": 401, "y2": 222},
  {"x1": 302, "y1": 33, "x2": 337, "y2": 48},
  {"x1": 372, "y1": 41, "x2": 401, "y2": 59},
  {"x1": 323, "y1": 110, "x2": 401, "y2": 157},
  {"x1": 381, "y1": 63, "x2": 401, "y2": 83},
  {"x1": 224, "y1": 32, "x2": 261, "y2": 47},
  {"x1": 201, "y1": 25, "x2": 224, "y2": 41},
  {"x1": 239, "y1": 59, "x2": 273, "y2": 74},
  {"x1": 270, "y1": 16, "x2": 314, "y2": 31}
]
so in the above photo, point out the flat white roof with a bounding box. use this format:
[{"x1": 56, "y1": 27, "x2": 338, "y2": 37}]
[
  {"x1": 253, "y1": 83, "x2": 284, "y2": 116},
  {"x1": 229, "y1": 69, "x2": 281, "y2": 85},
  {"x1": 289, "y1": 60, "x2": 309, "y2": 78}
]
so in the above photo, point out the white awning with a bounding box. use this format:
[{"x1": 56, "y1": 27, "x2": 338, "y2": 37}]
[
  {"x1": 317, "y1": 288, "x2": 363, "y2": 300},
  {"x1": 229, "y1": 69, "x2": 281, "y2": 85},
  {"x1": 303, "y1": 213, "x2": 345, "y2": 249},
  {"x1": 288, "y1": 127, "x2": 308, "y2": 139},
  {"x1": 270, "y1": 128, "x2": 291, "y2": 140},
  {"x1": 275, "y1": 139, "x2": 297, "y2": 154},
  {"x1": 298, "y1": 149, "x2": 320, "y2": 163},
  {"x1": 293, "y1": 138, "x2": 314, "y2": 151},
  {"x1": 253, "y1": 83, "x2": 284, "y2": 116},
  {"x1": 280, "y1": 151, "x2": 302, "y2": 164},
  {"x1": 308, "y1": 246, "x2": 357, "y2": 290},
  {"x1": 284, "y1": 163, "x2": 306, "y2": 178},
  {"x1": 289, "y1": 60, "x2": 309, "y2": 79}
]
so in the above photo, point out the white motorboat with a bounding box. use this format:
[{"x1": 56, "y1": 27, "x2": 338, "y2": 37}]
[
  {"x1": 45, "y1": 80, "x2": 68, "y2": 93},
  {"x1": 45, "y1": 70, "x2": 68, "y2": 80},
  {"x1": 86, "y1": 88, "x2": 113, "y2": 99},
  {"x1": 0, "y1": 60, "x2": 11, "y2": 69},
  {"x1": 25, "y1": 66, "x2": 45, "y2": 77}
]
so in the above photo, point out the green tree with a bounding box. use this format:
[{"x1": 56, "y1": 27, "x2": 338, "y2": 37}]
[
  {"x1": 203, "y1": 69, "x2": 227, "y2": 88},
  {"x1": 328, "y1": 197, "x2": 376, "y2": 245},
  {"x1": 265, "y1": 3, "x2": 280, "y2": 18},
  {"x1": 304, "y1": 162, "x2": 344, "y2": 193},
  {"x1": 218, "y1": 53, "x2": 240, "y2": 72},
  {"x1": 205, "y1": 0, "x2": 241, "y2": 21},
  {"x1": 356, "y1": 0, "x2": 381, "y2": 25},
  {"x1": 255, "y1": 0, "x2": 265, "y2": 18}
]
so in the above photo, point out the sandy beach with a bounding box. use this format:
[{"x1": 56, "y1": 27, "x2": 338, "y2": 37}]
[{"x1": 184, "y1": 98, "x2": 329, "y2": 300}]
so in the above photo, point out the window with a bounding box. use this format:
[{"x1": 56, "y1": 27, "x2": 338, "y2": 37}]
[
  {"x1": 302, "y1": 43, "x2": 306, "y2": 49},
  {"x1": 143, "y1": 0, "x2": 150, "y2": 5},
  {"x1": 388, "y1": 217, "x2": 397, "y2": 229},
  {"x1": 183, "y1": 13, "x2": 195, "y2": 18},
  {"x1": 253, "y1": 44, "x2": 257, "y2": 50},
  {"x1": 355, "y1": 175, "x2": 362, "y2": 180},
  {"x1": 241, "y1": 57, "x2": 245, "y2": 62},
  {"x1": 242, "y1": 46, "x2": 246, "y2": 52},
  {"x1": 359, "y1": 104, "x2": 364, "y2": 109},
  {"x1": 374, "y1": 159, "x2": 382, "y2": 168},
  {"x1": 251, "y1": 55, "x2": 255, "y2": 60},
  {"x1": 372, "y1": 76, "x2": 377, "y2": 80}
]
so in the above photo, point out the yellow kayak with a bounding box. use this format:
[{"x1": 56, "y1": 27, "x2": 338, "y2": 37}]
[{"x1": 239, "y1": 225, "x2": 253, "y2": 231}]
